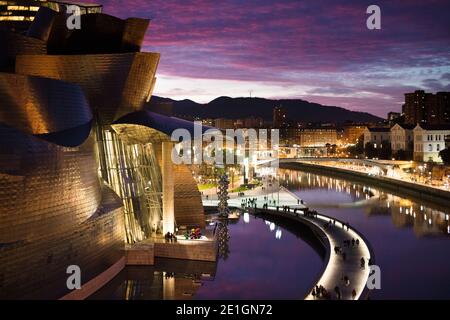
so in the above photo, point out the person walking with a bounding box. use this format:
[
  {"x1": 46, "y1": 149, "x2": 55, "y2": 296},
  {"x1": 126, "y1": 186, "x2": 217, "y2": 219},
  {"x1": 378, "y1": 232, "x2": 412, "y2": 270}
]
[
  {"x1": 360, "y1": 257, "x2": 365, "y2": 269},
  {"x1": 334, "y1": 286, "x2": 341, "y2": 300}
]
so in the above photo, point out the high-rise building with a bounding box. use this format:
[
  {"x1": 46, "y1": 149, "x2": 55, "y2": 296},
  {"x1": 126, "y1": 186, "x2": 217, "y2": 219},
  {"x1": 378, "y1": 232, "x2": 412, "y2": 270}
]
[
  {"x1": 273, "y1": 105, "x2": 288, "y2": 127},
  {"x1": 436, "y1": 92, "x2": 450, "y2": 124},
  {"x1": 404, "y1": 90, "x2": 450, "y2": 125},
  {"x1": 387, "y1": 112, "x2": 401, "y2": 125}
]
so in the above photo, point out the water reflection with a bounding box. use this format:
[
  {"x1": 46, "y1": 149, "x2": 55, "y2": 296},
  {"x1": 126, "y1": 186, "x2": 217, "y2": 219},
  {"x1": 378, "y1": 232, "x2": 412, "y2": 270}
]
[
  {"x1": 280, "y1": 168, "x2": 450, "y2": 299},
  {"x1": 91, "y1": 214, "x2": 323, "y2": 300},
  {"x1": 280, "y1": 169, "x2": 450, "y2": 238}
]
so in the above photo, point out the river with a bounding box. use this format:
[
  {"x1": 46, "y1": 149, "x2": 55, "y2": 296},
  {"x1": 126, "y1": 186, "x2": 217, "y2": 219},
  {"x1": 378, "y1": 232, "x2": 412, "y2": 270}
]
[{"x1": 280, "y1": 168, "x2": 450, "y2": 299}]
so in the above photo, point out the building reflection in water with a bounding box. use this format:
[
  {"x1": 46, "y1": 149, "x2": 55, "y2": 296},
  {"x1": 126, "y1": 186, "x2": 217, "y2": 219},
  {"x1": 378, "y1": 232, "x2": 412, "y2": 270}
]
[
  {"x1": 279, "y1": 169, "x2": 450, "y2": 238},
  {"x1": 90, "y1": 214, "x2": 299, "y2": 300},
  {"x1": 90, "y1": 258, "x2": 218, "y2": 300}
]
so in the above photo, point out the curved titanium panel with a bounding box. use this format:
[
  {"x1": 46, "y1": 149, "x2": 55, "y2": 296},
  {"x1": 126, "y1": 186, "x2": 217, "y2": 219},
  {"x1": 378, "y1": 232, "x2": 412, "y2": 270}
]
[
  {"x1": 0, "y1": 125, "x2": 102, "y2": 244},
  {"x1": 0, "y1": 124, "x2": 125, "y2": 299},
  {"x1": 0, "y1": 30, "x2": 46, "y2": 72},
  {"x1": 26, "y1": 6, "x2": 59, "y2": 42},
  {"x1": 172, "y1": 164, "x2": 206, "y2": 229},
  {"x1": 15, "y1": 52, "x2": 160, "y2": 124},
  {"x1": 0, "y1": 73, "x2": 92, "y2": 146},
  {"x1": 58, "y1": 14, "x2": 150, "y2": 54},
  {"x1": 28, "y1": 7, "x2": 149, "y2": 54}
]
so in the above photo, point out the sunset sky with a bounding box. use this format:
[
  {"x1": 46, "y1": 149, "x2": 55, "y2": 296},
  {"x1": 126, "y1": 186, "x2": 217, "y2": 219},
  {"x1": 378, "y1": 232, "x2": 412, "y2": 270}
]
[{"x1": 99, "y1": 0, "x2": 450, "y2": 117}]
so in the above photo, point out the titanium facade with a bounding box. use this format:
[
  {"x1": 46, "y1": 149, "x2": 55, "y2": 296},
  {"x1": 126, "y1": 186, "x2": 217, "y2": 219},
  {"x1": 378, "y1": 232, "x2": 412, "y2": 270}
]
[{"x1": 1, "y1": 5, "x2": 206, "y2": 299}]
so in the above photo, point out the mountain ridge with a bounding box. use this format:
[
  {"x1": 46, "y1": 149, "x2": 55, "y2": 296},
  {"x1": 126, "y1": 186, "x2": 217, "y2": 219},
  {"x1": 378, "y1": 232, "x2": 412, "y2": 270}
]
[{"x1": 148, "y1": 95, "x2": 384, "y2": 124}]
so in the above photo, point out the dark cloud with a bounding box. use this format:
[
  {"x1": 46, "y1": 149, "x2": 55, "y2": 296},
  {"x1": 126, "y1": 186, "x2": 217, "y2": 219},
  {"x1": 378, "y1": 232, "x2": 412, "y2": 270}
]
[{"x1": 98, "y1": 0, "x2": 450, "y2": 116}]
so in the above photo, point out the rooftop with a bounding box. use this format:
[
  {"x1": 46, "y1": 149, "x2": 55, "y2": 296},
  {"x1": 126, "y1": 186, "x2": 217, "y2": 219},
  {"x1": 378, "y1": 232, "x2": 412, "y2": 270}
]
[
  {"x1": 415, "y1": 124, "x2": 450, "y2": 131},
  {"x1": 367, "y1": 127, "x2": 390, "y2": 132}
]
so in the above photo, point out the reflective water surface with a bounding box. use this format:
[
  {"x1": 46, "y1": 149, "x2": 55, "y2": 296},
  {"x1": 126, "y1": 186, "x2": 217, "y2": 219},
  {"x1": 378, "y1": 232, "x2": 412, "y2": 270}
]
[
  {"x1": 93, "y1": 168, "x2": 450, "y2": 300},
  {"x1": 91, "y1": 213, "x2": 323, "y2": 300},
  {"x1": 280, "y1": 169, "x2": 450, "y2": 299}
]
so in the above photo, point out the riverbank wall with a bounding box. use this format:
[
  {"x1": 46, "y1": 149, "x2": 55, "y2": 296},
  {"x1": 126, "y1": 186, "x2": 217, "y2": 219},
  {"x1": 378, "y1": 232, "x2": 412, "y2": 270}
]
[{"x1": 280, "y1": 161, "x2": 450, "y2": 207}]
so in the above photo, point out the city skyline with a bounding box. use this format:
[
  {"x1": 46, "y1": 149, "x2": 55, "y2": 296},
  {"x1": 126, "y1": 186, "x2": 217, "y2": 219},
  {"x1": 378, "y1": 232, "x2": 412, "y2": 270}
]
[{"x1": 99, "y1": 0, "x2": 450, "y2": 117}]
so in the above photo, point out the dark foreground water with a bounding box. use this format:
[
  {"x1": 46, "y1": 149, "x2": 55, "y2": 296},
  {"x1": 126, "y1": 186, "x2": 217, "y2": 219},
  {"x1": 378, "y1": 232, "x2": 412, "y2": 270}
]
[
  {"x1": 280, "y1": 169, "x2": 450, "y2": 299},
  {"x1": 91, "y1": 213, "x2": 323, "y2": 300}
]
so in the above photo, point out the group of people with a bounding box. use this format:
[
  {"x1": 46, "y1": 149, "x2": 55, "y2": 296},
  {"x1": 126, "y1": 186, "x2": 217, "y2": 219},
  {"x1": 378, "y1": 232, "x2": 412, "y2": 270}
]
[
  {"x1": 276, "y1": 205, "x2": 292, "y2": 212},
  {"x1": 334, "y1": 238, "x2": 362, "y2": 262},
  {"x1": 312, "y1": 284, "x2": 358, "y2": 300},
  {"x1": 323, "y1": 219, "x2": 336, "y2": 229},
  {"x1": 311, "y1": 284, "x2": 330, "y2": 299},
  {"x1": 343, "y1": 238, "x2": 360, "y2": 248},
  {"x1": 304, "y1": 209, "x2": 319, "y2": 218},
  {"x1": 342, "y1": 221, "x2": 350, "y2": 231},
  {"x1": 241, "y1": 198, "x2": 258, "y2": 209},
  {"x1": 164, "y1": 232, "x2": 177, "y2": 243},
  {"x1": 183, "y1": 228, "x2": 203, "y2": 240}
]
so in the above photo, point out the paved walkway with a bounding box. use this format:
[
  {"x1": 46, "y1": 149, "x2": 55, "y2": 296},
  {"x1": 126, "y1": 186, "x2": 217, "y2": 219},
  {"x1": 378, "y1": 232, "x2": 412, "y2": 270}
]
[
  {"x1": 202, "y1": 185, "x2": 307, "y2": 210},
  {"x1": 203, "y1": 187, "x2": 372, "y2": 300},
  {"x1": 283, "y1": 158, "x2": 450, "y2": 193}
]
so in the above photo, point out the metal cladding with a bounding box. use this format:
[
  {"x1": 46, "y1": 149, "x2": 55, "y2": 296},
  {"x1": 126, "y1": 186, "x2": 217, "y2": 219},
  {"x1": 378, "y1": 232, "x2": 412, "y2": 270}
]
[
  {"x1": 27, "y1": 7, "x2": 149, "y2": 54},
  {"x1": 112, "y1": 123, "x2": 206, "y2": 229},
  {"x1": 0, "y1": 30, "x2": 46, "y2": 72},
  {"x1": 0, "y1": 123, "x2": 124, "y2": 299},
  {"x1": 0, "y1": 72, "x2": 92, "y2": 146},
  {"x1": 0, "y1": 127, "x2": 101, "y2": 244},
  {"x1": 173, "y1": 164, "x2": 206, "y2": 229},
  {"x1": 16, "y1": 52, "x2": 160, "y2": 124},
  {"x1": 1, "y1": 5, "x2": 206, "y2": 298}
]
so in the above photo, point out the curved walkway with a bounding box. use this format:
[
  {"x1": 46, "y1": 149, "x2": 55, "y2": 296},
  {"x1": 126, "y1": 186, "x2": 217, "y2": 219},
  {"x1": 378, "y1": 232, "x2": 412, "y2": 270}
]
[
  {"x1": 260, "y1": 207, "x2": 372, "y2": 300},
  {"x1": 203, "y1": 189, "x2": 373, "y2": 300}
]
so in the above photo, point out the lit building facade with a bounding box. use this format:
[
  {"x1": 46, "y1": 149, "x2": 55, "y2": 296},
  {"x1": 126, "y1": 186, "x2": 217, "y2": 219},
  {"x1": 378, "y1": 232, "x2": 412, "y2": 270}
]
[
  {"x1": 342, "y1": 124, "x2": 367, "y2": 145},
  {"x1": 413, "y1": 124, "x2": 450, "y2": 163},
  {"x1": 298, "y1": 127, "x2": 338, "y2": 147},
  {"x1": 0, "y1": 5, "x2": 205, "y2": 299},
  {"x1": 390, "y1": 123, "x2": 414, "y2": 154},
  {"x1": 364, "y1": 127, "x2": 391, "y2": 149}
]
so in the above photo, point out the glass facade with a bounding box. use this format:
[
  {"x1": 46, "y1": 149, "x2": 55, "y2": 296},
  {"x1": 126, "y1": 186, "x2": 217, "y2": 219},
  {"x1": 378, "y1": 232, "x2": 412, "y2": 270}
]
[{"x1": 96, "y1": 126, "x2": 163, "y2": 244}]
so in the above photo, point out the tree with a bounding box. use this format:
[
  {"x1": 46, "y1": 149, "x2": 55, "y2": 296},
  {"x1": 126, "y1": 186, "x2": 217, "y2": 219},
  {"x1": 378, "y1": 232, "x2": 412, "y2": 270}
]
[
  {"x1": 439, "y1": 147, "x2": 450, "y2": 165},
  {"x1": 217, "y1": 173, "x2": 230, "y2": 218},
  {"x1": 379, "y1": 140, "x2": 392, "y2": 160},
  {"x1": 394, "y1": 149, "x2": 407, "y2": 160},
  {"x1": 365, "y1": 142, "x2": 376, "y2": 159},
  {"x1": 347, "y1": 135, "x2": 364, "y2": 157}
]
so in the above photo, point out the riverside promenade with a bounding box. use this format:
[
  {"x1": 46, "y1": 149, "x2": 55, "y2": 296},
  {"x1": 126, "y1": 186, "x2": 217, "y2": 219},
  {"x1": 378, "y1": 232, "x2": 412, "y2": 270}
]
[
  {"x1": 202, "y1": 186, "x2": 373, "y2": 300},
  {"x1": 279, "y1": 159, "x2": 450, "y2": 205}
]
